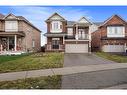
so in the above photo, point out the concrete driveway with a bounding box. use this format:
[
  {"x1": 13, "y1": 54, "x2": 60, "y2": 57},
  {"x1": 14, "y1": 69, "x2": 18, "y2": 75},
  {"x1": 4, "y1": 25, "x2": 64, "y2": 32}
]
[
  {"x1": 62, "y1": 53, "x2": 119, "y2": 89},
  {"x1": 64, "y1": 53, "x2": 116, "y2": 67}
]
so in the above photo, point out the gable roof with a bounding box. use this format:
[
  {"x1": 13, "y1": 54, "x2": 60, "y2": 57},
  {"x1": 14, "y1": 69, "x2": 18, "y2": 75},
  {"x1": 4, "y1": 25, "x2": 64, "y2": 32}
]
[
  {"x1": 0, "y1": 13, "x2": 41, "y2": 32},
  {"x1": 100, "y1": 14, "x2": 126, "y2": 27},
  {"x1": 4, "y1": 13, "x2": 18, "y2": 20},
  {"x1": 45, "y1": 12, "x2": 66, "y2": 22},
  {"x1": 77, "y1": 17, "x2": 92, "y2": 24}
]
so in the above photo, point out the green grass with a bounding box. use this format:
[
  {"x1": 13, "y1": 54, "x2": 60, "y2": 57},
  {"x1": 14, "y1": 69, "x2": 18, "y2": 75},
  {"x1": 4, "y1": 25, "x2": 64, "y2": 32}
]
[
  {"x1": 0, "y1": 75, "x2": 61, "y2": 89},
  {"x1": 0, "y1": 54, "x2": 29, "y2": 63},
  {"x1": 96, "y1": 52, "x2": 127, "y2": 63},
  {"x1": 0, "y1": 52, "x2": 63, "y2": 73}
]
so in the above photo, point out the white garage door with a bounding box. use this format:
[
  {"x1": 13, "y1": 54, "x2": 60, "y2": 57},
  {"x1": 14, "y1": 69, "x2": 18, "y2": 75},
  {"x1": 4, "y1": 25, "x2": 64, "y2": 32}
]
[
  {"x1": 65, "y1": 44, "x2": 88, "y2": 53},
  {"x1": 102, "y1": 45, "x2": 125, "y2": 52}
]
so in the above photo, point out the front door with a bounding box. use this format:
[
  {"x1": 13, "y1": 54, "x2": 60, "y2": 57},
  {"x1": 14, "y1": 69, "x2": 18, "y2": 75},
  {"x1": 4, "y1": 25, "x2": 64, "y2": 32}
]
[
  {"x1": 9, "y1": 37, "x2": 14, "y2": 51},
  {"x1": 52, "y1": 38, "x2": 60, "y2": 49}
]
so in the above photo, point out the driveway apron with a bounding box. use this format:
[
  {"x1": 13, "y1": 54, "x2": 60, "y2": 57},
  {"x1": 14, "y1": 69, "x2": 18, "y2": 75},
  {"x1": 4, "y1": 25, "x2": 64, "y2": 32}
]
[{"x1": 64, "y1": 53, "x2": 116, "y2": 67}]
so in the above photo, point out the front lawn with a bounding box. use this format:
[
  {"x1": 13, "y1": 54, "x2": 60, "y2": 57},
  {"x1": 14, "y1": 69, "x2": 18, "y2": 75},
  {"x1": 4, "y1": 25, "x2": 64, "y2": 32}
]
[
  {"x1": 0, "y1": 75, "x2": 61, "y2": 89},
  {"x1": 96, "y1": 52, "x2": 127, "y2": 63},
  {"x1": 0, "y1": 52, "x2": 63, "y2": 73}
]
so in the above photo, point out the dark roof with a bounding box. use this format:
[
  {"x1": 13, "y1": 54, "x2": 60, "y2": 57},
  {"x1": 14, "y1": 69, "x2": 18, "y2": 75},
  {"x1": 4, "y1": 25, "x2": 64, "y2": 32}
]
[
  {"x1": 93, "y1": 22, "x2": 103, "y2": 26},
  {"x1": 0, "y1": 13, "x2": 41, "y2": 32},
  {"x1": 67, "y1": 21, "x2": 103, "y2": 26},
  {"x1": 0, "y1": 13, "x2": 4, "y2": 19},
  {"x1": 67, "y1": 21, "x2": 75, "y2": 26},
  {"x1": 16, "y1": 16, "x2": 41, "y2": 32}
]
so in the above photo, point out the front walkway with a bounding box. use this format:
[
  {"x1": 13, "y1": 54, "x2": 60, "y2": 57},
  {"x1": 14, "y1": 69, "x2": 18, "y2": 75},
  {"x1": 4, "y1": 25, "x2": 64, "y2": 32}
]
[{"x1": 0, "y1": 63, "x2": 127, "y2": 81}]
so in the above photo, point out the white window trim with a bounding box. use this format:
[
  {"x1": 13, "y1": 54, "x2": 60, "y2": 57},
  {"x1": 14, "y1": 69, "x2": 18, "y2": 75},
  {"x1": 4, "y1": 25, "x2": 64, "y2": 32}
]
[
  {"x1": 67, "y1": 28, "x2": 73, "y2": 36},
  {"x1": 5, "y1": 21, "x2": 18, "y2": 32},
  {"x1": 50, "y1": 21, "x2": 62, "y2": 33},
  {"x1": 78, "y1": 29, "x2": 86, "y2": 39},
  {"x1": 107, "y1": 26, "x2": 125, "y2": 37}
]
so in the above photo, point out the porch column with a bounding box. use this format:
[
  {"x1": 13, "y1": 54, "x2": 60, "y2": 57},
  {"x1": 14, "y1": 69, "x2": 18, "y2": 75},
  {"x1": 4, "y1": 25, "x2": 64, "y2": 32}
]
[
  {"x1": 7, "y1": 37, "x2": 9, "y2": 51},
  {"x1": 63, "y1": 36, "x2": 65, "y2": 44},
  {"x1": 125, "y1": 43, "x2": 127, "y2": 52},
  {"x1": 76, "y1": 24, "x2": 78, "y2": 40},
  {"x1": 14, "y1": 35, "x2": 17, "y2": 51},
  {"x1": 0, "y1": 44, "x2": 2, "y2": 52},
  {"x1": 88, "y1": 26, "x2": 91, "y2": 54}
]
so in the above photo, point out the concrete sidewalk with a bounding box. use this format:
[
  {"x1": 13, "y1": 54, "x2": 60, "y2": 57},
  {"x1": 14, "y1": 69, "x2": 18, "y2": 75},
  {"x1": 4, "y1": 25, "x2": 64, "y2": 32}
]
[{"x1": 0, "y1": 63, "x2": 127, "y2": 81}]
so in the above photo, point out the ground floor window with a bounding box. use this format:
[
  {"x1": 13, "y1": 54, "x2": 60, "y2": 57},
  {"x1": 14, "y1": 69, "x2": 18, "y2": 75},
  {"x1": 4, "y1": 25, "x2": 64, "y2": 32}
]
[{"x1": 32, "y1": 39, "x2": 35, "y2": 48}]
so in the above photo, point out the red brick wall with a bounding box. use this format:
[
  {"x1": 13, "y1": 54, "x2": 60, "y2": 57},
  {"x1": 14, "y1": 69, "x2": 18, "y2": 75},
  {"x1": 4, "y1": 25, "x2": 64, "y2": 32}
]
[
  {"x1": 47, "y1": 37, "x2": 63, "y2": 44},
  {"x1": 91, "y1": 30, "x2": 101, "y2": 51},
  {"x1": 100, "y1": 15, "x2": 127, "y2": 38},
  {"x1": 47, "y1": 22, "x2": 51, "y2": 33},
  {"x1": 91, "y1": 15, "x2": 127, "y2": 52},
  {"x1": 62, "y1": 21, "x2": 67, "y2": 32},
  {"x1": 46, "y1": 21, "x2": 67, "y2": 33}
]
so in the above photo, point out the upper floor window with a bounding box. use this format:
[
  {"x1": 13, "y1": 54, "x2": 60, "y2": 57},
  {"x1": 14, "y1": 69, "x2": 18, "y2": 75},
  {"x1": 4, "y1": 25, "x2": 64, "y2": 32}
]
[
  {"x1": 107, "y1": 26, "x2": 125, "y2": 37},
  {"x1": 5, "y1": 21, "x2": 18, "y2": 32},
  {"x1": 78, "y1": 29, "x2": 86, "y2": 39},
  {"x1": 51, "y1": 21, "x2": 62, "y2": 33},
  {"x1": 67, "y1": 28, "x2": 73, "y2": 36}
]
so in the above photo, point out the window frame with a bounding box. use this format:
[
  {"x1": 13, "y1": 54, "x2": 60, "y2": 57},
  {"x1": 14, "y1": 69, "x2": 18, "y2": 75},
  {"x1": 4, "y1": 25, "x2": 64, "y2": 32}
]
[
  {"x1": 67, "y1": 28, "x2": 73, "y2": 36},
  {"x1": 107, "y1": 26, "x2": 125, "y2": 37},
  {"x1": 5, "y1": 21, "x2": 18, "y2": 32}
]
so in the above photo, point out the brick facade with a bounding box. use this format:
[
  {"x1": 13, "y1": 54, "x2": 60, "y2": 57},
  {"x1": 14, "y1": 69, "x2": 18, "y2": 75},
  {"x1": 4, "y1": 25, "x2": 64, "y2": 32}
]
[
  {"x1": 0, "y1": 13, "x2": 41, "y2": 52},
  {"x1": 91, "y1": 15, "x2": 127, "y2": 52},
  {"x1": 45, "y1": 13, "x2": 94, "y2": 52}
]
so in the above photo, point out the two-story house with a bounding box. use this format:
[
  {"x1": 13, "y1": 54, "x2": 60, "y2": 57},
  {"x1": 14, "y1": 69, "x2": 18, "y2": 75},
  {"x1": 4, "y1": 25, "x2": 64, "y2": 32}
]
[
  {"x1": 0, "y1": 13, "x2": 41, "y2": 54},
  {"x1": 91, "y1": 15, "x2": 127, "y2": 53},
  {"x1": 44, "y1": 13, "x2": 98, "y2": 53}
]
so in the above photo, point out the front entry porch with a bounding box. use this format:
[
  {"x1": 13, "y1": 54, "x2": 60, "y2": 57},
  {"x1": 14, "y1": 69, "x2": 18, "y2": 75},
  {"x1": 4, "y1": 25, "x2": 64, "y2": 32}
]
[
  {"x1": 0, "y1": 35, "x2": 24, "y2": 55},
  {"x1": 45, "y1": 37, "x2": 65, "y2": 52},
  {"x1": 45, "y1": 44, "x2": 65, "y2": 52}
]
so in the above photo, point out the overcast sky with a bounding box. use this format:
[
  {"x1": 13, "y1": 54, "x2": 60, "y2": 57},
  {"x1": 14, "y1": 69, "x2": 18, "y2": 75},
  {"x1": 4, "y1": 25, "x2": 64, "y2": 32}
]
[{"x1": 0, "y1": 6, "x2": 127, "y2": 46}]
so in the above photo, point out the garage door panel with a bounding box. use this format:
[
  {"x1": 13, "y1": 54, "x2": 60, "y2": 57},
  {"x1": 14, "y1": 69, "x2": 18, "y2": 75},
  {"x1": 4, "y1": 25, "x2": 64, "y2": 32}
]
[
  {"x1": 65, "y1": 44, "x2": 88, "y2": 53},
  {"x1": 102, "y1": 45, "x2": 124, "y2": 52}
]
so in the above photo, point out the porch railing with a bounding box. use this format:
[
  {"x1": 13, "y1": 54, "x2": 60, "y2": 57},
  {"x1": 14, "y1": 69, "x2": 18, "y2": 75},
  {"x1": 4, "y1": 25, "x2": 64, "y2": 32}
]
[
  {"x1": 45, "y1": 44, "x2": 64, "y2": 51},
  {"x1": 65, "y1": 34, "x2": 89, "y2": 40}
]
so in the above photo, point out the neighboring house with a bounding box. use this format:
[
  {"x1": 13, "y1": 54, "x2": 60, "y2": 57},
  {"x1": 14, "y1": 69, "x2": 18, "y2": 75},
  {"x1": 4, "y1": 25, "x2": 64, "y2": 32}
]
[
  {"x1": 0, "y1": 13, "x2": 41, "y2": 54},
  {"x1": 91, "y1": 15, "x2": 127, "y2": 53},
  {"x1": 44, "y1": 13, "x2": 99, "y2": 53}
]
